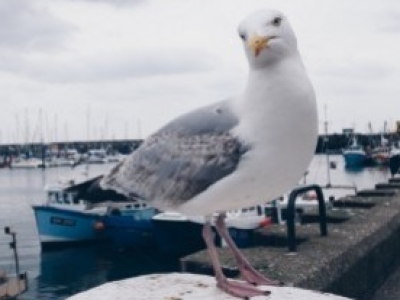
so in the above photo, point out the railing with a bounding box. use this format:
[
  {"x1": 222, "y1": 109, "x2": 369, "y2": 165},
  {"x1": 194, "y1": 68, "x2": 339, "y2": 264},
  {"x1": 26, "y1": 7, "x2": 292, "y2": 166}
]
[{"x1": 286, "y1": 184, "x2": 328, "y2": 252}]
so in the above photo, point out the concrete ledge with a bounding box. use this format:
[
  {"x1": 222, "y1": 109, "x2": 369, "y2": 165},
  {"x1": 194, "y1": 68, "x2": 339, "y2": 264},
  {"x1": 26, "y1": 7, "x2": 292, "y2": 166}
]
[
  {"x1": 66, "y1": 273, "x2": 352, "y2": 300},
  {"x1": 356, "y1": 189, "x2": 397, "y2": 197},
  {"x1": 181, "y1": 194, "x2": 400, "y2": 299},
  {"x1": 375, "y1": 183, "x2": 400, "y2": 190}
]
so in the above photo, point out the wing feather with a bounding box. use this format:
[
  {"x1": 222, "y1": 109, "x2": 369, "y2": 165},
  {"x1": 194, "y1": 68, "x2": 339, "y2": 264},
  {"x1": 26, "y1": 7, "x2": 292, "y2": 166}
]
[{"x1": 101, "y1": 131, "x2": 248, "y2": 206}]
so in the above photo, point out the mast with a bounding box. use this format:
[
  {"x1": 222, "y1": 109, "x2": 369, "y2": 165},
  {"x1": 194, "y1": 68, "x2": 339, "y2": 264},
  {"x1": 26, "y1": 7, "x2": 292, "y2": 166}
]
[
  {"x1": 324, "y1": 105, "x2": 332, "y2": 188},
  {"x1": 39, "y1": 108, "x2": 46, "y2": 169}
]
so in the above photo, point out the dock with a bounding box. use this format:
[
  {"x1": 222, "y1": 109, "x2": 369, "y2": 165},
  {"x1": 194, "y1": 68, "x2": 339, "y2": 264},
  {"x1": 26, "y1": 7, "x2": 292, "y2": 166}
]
[
  {"x1": 0, "y1": 227, "x2": 28, "y2": 299},
  {"x1": 180, "y1": 180, "x2": 400, "y2": 299},
  {"x1": 0, "y1": 273, "x2": 28, "y2": 299}
]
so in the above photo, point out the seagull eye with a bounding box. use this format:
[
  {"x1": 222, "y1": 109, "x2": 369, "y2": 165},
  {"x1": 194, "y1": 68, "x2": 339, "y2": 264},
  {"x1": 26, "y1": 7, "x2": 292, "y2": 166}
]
[
  {"x1": 239, "y1": 32, "x2": 246, "y2": 41},
  {"x1": 271, "y1": 16, "x2": 282, "y2": 26}
]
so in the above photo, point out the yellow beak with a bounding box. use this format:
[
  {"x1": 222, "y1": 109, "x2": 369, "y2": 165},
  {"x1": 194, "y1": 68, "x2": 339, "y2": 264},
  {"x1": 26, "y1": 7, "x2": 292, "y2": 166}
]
[{"x1": 247, "y1": 34, "x2": 270, "y2": 57}]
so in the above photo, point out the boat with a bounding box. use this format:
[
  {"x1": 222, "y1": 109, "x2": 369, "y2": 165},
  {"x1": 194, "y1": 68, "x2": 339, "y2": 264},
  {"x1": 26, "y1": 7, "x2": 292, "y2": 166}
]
[
  {"x1": 86, "y1": 149, "x2": 109, "y2": 164},
  {"x1": 32, "y1": 176, "x2": 157, "y2": 250},
  {"x1": 33, "y1": 181, "x2": 109, "y2": 248},
  {"x1": 0, "y1": 155, "x2": 11, "y2": 168},
  {"x1": 10, "y1": 157, "x2": 45, "y2": 168},
  {"x1": 343, "y1": 136, "x2": 367, "y2": 168},
  {"x1": 389, "y1": 147, "x2": 400, "y2": 176},
  {"x1": 152, "y1": 212, "x2": 207, "y2": 256},
  {"x1": 152, "y1": 207, "x2": 270, "y2": 256},
  {"x1": 370, "y1": 134, "x2": 391, "y2": 166},
  {"x1": 0, "y1": 227, "x2": 28, "y2": 299},
  {"x1": 103, "y1": 202, "x2": 158, "y2": 251}
]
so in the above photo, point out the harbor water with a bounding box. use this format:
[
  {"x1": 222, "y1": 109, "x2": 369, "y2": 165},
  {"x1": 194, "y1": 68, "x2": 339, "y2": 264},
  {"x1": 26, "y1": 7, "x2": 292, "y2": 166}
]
[{"x1": 0, "y1": 155, "x2": 392, "y2": 299}]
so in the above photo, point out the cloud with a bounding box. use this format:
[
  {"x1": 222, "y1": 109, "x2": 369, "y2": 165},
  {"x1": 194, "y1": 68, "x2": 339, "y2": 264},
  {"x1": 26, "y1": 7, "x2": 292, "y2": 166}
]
[
  {"x1": 0, "y1": 0, "x2": 74, "y2": 51},
  {"x1": 0, "y1": 49, "x2": 221, "y2": 83},
  {"x1": 69, "y1": 0, "x2": 145, "y2": 7},
  {"x1": 377, "y1": 11, "x2": 400, "y2": 32},
  {"x1": 318, "y1": 61, "x2": 394, "y2": 81}
]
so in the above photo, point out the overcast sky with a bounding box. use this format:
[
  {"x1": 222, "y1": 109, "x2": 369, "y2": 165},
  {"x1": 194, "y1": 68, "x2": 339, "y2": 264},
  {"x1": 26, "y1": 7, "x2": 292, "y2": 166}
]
[{"x1": 1, "y1": 0, "x2": 400, "y2": 144}]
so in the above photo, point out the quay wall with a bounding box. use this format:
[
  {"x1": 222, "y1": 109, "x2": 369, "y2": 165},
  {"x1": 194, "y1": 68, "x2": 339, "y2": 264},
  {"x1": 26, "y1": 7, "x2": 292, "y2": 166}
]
[{"x1": 181, "y1": 190, "x2": 400, "y2": 299}]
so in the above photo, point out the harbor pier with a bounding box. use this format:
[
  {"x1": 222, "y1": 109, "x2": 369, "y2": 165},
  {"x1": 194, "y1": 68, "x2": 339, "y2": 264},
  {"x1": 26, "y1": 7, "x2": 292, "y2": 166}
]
[{"x1": 181, "y1": 183, "x2": 400, "y2": 299}]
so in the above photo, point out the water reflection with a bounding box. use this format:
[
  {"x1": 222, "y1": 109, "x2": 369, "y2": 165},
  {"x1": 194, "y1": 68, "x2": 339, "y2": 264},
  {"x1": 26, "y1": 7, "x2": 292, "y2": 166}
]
[{"x1": 29, "y1": 246, "x2": 179, "y2": 300}]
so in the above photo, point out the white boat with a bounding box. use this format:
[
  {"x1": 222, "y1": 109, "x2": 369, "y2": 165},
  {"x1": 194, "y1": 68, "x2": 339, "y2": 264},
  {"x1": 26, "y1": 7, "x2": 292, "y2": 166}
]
[
  {"x1": 11, "y1": 157, "x2": 44, "y2": 169},
  {"x1": 86, "y1": 149, "x2": 108, "y2": 164},
  {"x1": 371, "y1": 134, "x2": 391, "y2": 165}
]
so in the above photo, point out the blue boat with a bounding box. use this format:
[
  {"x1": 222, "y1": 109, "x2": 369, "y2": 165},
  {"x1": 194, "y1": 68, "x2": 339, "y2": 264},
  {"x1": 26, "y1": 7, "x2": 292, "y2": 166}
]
[
  {"x1": 33, "y1": 205, "x2": 107, "y2": 247},
  {"x1": 103, "y1": 203, "x2": 158, "y2": 250},
  {"x1": 152, "y1": 212, "x2": 208, "y2": 256},
  {"x1": 152, "y1": 208, "x2": 269, "y2": 257},
  {"x1": 33, "y1": 180, "x2": 110, "y2": 248},
  {"x1": 343, "y1": 136, "x2": 367, "y2": 168},
  {"x1": 32, "y1": 176, "x2": 157, "y2": 250}
]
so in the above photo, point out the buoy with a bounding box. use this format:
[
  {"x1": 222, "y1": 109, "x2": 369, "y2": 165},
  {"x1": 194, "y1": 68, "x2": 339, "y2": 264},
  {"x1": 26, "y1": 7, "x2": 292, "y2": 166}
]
[
  {"x1": 93, "y1": 221, "x2": 105, "y2": 230},
  {"x1": 259, "y1": 217, "x2": 273, "y2": 227}
]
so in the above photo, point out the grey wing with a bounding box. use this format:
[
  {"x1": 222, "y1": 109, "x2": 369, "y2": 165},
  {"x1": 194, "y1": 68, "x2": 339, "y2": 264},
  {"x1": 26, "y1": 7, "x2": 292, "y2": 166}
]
[
  {"x1": 157, "y1": 100, "x2": 239, "y2": 135},
  {"x1": 100, "y1": 100, "x2": 249, "y2": 206}
]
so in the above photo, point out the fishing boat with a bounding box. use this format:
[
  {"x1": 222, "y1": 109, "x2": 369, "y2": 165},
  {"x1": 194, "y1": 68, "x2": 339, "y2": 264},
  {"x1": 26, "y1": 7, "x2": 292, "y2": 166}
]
[
  {"x1": 343, "y1": 136, "x2": 367, "y2": 168},
  {"x1": 33, "y1": 181, "x2": 109, "y2": 248},
  {"x1": 32, "y1": 176, "x2": 157, "y2": 250},
  {"x1": 389, "y1": 147, "x2": 400, "y2": 176},
  {"x1": 368, "y1": 122, "x2": 391, "y2": 166},
  {"x1": 371, "y1": 135, "x2": 391, "y2": 166},
  {"x1": 152, "y1": 207, "x2": 270, "y2": 256},
  {"x1": 103, "y1": 202, "x2": 158, "y2": 251}
]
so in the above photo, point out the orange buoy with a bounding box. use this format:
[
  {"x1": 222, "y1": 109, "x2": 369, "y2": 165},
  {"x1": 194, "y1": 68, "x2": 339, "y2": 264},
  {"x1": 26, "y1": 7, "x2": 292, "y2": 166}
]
[
  {"x1": 259, "y1": 217, "x2": 273, "y2": 228},
  {"x1": 94, "y1": 221, "x2": 105, "y2": 230}
]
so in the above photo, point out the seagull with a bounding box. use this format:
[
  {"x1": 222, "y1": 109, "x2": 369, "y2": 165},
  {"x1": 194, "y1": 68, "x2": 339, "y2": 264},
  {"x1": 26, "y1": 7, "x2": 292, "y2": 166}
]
[{"x1": 99, "y1": 9, "x2": 318, "y2": 298}]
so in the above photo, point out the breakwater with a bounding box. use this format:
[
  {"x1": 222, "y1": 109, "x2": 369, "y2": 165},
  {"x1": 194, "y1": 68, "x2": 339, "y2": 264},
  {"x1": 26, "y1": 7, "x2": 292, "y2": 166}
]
[
  {"x1": 0, "y1": 139, "x2": 143, "y2": 158},
  {"x1": 0, "y1": 132, "x2": 398, "y2": 157}
]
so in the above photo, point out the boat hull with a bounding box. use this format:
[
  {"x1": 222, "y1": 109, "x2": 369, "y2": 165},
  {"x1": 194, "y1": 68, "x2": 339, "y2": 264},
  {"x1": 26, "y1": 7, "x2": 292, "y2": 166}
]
[
  {"x1": 390, "y1": 153, "x2": 400, "y2": 176},
  {"x1": 103, "y1": 208, "x2": 157, "y2": 250},
  {"x1": 343, "y1": 151, "x2": 366, "y2": 168},
  {"x1": 33, "y1": 206, "x2": 108, "y2": 248},
  {"x1": 152, "y1": 216, "x2": 256, "y2": 256},
  {"x1": 153, "y1": 219, "x2": 206, "y2": 256}
]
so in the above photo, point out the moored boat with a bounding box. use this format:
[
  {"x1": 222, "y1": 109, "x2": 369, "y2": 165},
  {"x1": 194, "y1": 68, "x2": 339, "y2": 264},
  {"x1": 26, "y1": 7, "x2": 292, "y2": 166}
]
[
  {"x1": 32, "y1": 176, "x2": 157, "y2": 250},
  {"x1": 103, "y1": 202, "x2": 158, "y2": 251},
  {"x1": 33, "y1": 181, "x2": 109, "y2": 248},
  {"x1": 343, "y1": 136, "x2": 367, "y2": 168},
  {"x1": 11, "y1": 157, "x2": 45, "y2": 169},
  {"x1": 370, "y1": 134, "x2": 391, "y2": 166},
  {"x1": 389, "y1": 147, "x2": 400, "y2": 176},
  {"x1": 152, "y1": 207, "x2": 269, "y2": 256}
]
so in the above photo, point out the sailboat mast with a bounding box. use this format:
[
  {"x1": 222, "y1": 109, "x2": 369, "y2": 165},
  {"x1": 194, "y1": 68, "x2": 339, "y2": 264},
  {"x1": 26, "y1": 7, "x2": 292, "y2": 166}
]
[{"x1": 324, "y1": 105, "x2": 332, "y2": 187}]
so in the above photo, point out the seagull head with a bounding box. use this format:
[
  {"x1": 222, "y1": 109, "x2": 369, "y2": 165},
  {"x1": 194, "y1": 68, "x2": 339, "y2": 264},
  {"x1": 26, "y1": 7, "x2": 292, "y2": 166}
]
[{"x1": 238, "y1": 9, "x2": 298, "y2": 67}]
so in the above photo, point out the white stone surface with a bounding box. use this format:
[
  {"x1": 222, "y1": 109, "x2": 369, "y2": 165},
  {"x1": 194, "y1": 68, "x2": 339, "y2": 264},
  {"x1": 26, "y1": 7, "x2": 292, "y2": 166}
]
[{"x1": 67, "y1": 273, "x2": 353, "y2": 300}]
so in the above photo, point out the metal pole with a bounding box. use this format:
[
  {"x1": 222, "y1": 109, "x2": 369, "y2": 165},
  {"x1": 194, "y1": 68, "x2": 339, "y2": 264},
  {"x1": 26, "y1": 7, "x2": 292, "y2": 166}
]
[
  {"x1": 4, "y1": 227, "x2": 20, "y2": 276},
  {"x1": 324, "y1": 105, "x2": 332, "y2": 188}
]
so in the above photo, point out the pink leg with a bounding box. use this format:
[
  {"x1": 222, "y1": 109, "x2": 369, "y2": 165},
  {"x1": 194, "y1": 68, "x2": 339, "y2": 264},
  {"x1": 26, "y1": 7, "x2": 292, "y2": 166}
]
[
  {"x1": 215, "y1": 213, "x2": 284, "y2": 286},
  {"x1": 202, "y1": 219, "x2": 270, "y2": 298}
]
